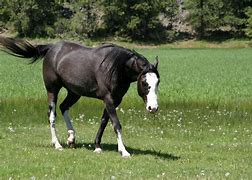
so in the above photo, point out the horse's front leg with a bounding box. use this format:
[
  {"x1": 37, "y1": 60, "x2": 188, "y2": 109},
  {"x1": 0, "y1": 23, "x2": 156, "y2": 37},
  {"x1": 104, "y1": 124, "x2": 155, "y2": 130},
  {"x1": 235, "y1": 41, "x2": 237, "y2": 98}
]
[{"x1": 104, "y1": 95, "x2": 130, "y2": 157}]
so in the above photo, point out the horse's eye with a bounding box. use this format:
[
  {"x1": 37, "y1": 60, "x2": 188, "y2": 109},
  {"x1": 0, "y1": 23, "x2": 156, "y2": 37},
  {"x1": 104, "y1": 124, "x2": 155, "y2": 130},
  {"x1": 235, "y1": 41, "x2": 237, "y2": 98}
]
[{"x1": 142, "y1": 82, "x2": 148, "y2": 87}]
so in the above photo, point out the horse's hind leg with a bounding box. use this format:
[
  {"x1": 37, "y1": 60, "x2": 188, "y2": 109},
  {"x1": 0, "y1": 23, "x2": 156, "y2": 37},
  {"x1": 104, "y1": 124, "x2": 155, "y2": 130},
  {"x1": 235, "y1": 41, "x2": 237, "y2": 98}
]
[
  {"x1": 47, "y1": 91, "x2": 63, "y2": 150},
  {"x1": 94, "y1": 109, "x2": 109, "y2": 153},
  {"x1": 59, "y1": 90, "x2": 80, "y2": 148}
]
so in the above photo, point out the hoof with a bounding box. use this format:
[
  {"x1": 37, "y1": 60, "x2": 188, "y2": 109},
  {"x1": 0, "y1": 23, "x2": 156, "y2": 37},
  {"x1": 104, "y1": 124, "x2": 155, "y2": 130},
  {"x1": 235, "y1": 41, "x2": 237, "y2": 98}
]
[
  {"x1": 52, "y1": 141, "x2": 63, "y2": 151},
  {"x1": 67, "y1": 139, "x2": 76, "y2": 148},
  {"x1": 120, "y1": 151, "x2": 131, "y2": 158},
  {"x1": 55, "y1": 145, "x2": 63, "y2": 151},
  {"x1": 94, "y1": 148, "x2": 103, "y2": 153}
]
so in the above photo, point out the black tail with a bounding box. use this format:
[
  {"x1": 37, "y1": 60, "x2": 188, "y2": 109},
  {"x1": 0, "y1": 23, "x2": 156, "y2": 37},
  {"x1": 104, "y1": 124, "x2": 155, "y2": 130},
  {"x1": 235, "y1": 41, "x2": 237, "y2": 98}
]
[{"x1": 0, "y1": 36, "x2": 52, "y2": 63}]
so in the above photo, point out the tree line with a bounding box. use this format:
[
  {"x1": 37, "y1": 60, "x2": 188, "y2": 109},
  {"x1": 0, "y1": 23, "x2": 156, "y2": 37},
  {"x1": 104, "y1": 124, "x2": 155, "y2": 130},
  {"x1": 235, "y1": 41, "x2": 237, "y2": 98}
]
[{"x1": 0, "y1": 0, "x2": 251, "y2": 41}]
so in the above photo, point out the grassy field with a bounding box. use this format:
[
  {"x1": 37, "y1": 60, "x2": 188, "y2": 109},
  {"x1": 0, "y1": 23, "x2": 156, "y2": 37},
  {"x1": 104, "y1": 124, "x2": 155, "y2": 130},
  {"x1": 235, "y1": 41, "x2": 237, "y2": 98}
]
[{"x1": 0, "y1": 47, "x2": 252, "y2": 179}]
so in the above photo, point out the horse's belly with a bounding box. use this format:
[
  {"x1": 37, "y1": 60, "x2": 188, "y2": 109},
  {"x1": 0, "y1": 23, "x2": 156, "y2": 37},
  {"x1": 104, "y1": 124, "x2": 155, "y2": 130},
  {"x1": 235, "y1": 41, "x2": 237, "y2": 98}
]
[
  {"x1": 59, "y1": 70, "x2": 98, "y2": 97},
  {"x1": 63, "y1": 77, "x2": 99, "y2": 97}
]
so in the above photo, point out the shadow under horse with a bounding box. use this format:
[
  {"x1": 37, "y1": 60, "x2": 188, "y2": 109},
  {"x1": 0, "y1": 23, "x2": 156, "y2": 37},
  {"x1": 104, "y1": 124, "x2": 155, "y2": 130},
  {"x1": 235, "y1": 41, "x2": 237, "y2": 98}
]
[{"x1": 66, "y1": 142, "x2": 180, "y2": 161}]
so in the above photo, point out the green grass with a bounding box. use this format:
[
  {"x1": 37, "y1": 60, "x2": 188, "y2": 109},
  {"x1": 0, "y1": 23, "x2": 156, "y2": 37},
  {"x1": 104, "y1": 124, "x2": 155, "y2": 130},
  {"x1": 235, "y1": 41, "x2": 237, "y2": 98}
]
[{"x1": 0, "y1": 48, "x2": 252, "y2": 179}]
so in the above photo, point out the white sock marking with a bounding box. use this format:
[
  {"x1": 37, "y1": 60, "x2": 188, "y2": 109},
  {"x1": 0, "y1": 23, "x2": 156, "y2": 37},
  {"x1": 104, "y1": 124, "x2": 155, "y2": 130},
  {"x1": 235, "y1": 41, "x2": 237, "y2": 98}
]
[
  {"x1": 63, "y1": 110, "x2": 75, "y2": 143},
  {"x1": 49, "y1": 103, "x2": 62, "y2": 150},
  {"x1": 117, "y1": 130, "x2": 130, "y2": 157}
]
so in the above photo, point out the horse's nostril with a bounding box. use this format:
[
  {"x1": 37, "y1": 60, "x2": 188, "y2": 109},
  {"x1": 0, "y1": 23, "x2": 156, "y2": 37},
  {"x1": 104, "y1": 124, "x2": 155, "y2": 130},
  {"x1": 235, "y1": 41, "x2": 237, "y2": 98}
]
[{"x1": 148, "y1": 106, "x2": 152, "y2": 111}]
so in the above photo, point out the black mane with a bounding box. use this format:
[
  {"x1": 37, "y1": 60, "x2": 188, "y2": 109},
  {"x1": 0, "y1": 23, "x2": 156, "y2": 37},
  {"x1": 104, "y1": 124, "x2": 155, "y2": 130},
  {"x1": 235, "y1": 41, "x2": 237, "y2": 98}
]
[{"x1": 98, "y1": 44, "x2": 149, "y2": 83}]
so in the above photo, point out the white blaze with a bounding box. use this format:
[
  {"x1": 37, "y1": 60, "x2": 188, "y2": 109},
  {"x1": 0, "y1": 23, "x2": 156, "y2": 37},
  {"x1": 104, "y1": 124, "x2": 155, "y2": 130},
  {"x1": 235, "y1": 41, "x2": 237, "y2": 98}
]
[{"x1": 145, "y1": 73, "x2": 158, "y2": 111}]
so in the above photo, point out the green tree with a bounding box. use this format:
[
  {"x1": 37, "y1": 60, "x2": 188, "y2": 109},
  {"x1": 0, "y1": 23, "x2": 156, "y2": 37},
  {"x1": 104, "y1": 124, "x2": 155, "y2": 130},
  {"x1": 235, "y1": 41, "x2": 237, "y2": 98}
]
[
  {"x1": 221, "y1": 0, "x2": 251, "y2": 36},
  {"x1": 185, "y1": 0, "x2": 252, "y2": 38},
  {"x1": 160, "y1": 0, "x2": 179, "y2": 30},
  {"x1": 8, "y1": 0, "x2": 59, "y2": 37},
  {"x1": 184, "y1": 0, "x2": 224, "y2": 38},
  {"x1": 54, "y1": 0, "x2": 102, "y2": 39},
  {"x1": 70, "y1": 0, "x2": 102, "y2": 38},
  {"x1": 102, "y1": 0, "x2": 170, "y2": 41},
  {"x1": 0, "y1": 0, "x2": 11, "y2": 30},
  {"x1": 245, "y1": 7, "x2": 252, "y2": 37}
]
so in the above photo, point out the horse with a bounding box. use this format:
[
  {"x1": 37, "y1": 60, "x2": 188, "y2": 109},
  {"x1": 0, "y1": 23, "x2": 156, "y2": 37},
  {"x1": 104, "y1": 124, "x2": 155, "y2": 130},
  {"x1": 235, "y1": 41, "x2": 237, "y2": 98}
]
[{"x1": 0, "y1": 36, "x2": 160, "y2": 157}]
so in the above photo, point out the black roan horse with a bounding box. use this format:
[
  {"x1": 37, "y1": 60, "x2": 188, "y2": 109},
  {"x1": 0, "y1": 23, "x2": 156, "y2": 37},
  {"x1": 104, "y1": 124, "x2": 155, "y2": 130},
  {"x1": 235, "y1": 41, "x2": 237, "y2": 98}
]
[{"x1": 0, "y1": 36, "x2": 160, "y2": 157}]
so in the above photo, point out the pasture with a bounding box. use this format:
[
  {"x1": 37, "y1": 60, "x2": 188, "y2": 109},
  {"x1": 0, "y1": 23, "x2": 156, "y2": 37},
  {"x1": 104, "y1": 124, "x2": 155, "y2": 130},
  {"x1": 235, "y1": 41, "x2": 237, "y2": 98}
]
[{"x1": 0, "y1": 47, "x2": 252, "y2": 179}]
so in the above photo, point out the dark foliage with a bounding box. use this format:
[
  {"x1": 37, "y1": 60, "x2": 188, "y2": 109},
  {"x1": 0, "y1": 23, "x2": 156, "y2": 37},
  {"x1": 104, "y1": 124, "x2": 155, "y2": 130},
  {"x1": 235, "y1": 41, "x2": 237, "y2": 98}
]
[{"x1": 0, "y1": 0, "x2": 251, "y2": 41}]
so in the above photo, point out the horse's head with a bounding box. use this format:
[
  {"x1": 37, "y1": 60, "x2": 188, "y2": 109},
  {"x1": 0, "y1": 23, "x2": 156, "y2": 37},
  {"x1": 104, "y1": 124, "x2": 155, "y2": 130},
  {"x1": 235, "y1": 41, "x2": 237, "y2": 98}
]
[{"x1": 137, "y1": 57, "x2": 160, "y2": 113}]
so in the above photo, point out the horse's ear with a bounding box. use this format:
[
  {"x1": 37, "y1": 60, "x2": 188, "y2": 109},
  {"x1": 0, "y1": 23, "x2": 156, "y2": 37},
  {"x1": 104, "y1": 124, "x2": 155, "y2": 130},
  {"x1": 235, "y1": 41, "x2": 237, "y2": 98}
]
[{"x1": 154, "y1": 56, "x2": 159, "y2": 69}]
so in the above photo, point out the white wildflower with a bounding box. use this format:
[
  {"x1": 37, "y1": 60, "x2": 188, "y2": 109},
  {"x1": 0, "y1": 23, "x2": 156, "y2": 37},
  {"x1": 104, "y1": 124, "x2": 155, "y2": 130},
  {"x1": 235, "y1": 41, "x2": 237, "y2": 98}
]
[
  {"x1": 225, "y1": 172, "x2": 230, "y2": 177},
  {"x1": 200, "y1": 170, "x2": 205, "y2": 176},
  {"x1": 120, "y1": 108, "x2": 125, "y2": 114},
  {"x1": 8, "y1": 127, "x2": 15, "y2": 133}
]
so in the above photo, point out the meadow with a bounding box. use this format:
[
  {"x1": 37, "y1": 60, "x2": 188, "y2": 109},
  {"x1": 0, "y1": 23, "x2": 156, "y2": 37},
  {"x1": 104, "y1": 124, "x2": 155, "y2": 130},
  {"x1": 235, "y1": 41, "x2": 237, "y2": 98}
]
[{"x1": 0, "y1": 47, "x2": 252, "y2": 179}]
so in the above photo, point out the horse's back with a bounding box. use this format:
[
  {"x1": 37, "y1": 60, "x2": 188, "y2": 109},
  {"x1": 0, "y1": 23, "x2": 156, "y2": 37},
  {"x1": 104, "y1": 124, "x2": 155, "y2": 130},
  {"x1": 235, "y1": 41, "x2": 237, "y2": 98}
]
[
  {"x1": 43, "y1": 41, "x2": 104, "y2": 97},
  {"x1": 42, "y1": 41, "x2": 132, "y2": 98}
]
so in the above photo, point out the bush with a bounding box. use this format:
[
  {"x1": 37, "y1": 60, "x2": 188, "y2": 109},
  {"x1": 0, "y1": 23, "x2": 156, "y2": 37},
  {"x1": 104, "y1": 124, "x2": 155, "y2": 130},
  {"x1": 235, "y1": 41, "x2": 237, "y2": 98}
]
[
  {"x1": 102, "y1": 0, "x2": 172, "y2": 41},
  {"x1": 8, "y1": 0, "x2": 59, "y2": 37},
  {"x1": 245, "y1": 7, "x2": 252, "y2": 38}
]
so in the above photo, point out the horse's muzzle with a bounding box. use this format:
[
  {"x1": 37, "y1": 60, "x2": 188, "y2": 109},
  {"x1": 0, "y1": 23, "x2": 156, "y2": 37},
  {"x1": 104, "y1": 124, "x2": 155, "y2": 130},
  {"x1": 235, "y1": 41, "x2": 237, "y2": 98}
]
[{"x1": 147, "y1": 106, "x2": 158, "y2": 113}]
